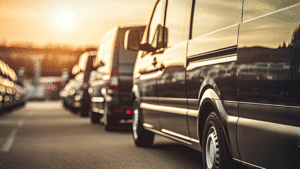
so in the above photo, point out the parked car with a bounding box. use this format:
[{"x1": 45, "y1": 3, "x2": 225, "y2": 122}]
[
  {"x1": 0, "y1": 59, "x2": 27, "y2": 114},
  {"x1": 60, "y1": 51, "x2": 96, "y2": 116},
  {"x1": 125, "y1": 0, "x2": 300, "y2": 169},
  {"x1": 89, "y1": 25, "x2": 145, "y2": 130}
]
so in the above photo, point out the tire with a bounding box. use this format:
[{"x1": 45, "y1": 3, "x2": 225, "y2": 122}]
[
  {"x1": 202, "y1": 111, "x2": 233, "y2": 169},
  {"x1": 132, "y1": 101, "x2": 154, "y2": 147},
  {"x1": 103, "y1": 103, "x2": 118, "y2": 131},
  {"x1": 90, "y1": 112, "x2": 101, "y2": 124},
  {"x1": 79, "y1": 93, "x2": 90, "y2": 117},
  {"x1": 79, "y1": 103, "x2": 89, "y2": 117}
]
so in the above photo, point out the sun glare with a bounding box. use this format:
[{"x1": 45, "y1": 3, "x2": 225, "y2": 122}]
[{"x1": 54, "y1": 10, "x2": 75, "y2": 29}]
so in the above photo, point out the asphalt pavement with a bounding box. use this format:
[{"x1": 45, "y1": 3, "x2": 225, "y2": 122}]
[{"x1": 0, "y1": 101, "x2": 203, "y2": 169}]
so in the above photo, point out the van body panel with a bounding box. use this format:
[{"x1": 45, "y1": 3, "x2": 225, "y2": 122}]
[
  {"x1": 138, "y1": 50, "x2": 163, "y2": 131},
  {"x1": 186, "y1": 24, "x2": 239, "y2": 158},
  {"x1": 237, "y1": 3, "x2": 300, "y2": 168},
  {"x1": 157, "y1": 41, "x2": 189, "y2": 140}
]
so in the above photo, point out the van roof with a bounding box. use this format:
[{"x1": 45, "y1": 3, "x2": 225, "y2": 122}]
[{"x1": 117, "y1": 23, "x2": 146, "y2": 29}]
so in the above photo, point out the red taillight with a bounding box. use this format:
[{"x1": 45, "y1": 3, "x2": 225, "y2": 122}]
[
  {"x1": 115, "y1": 42, "x2": 120, "y2": 47},
  {"x1": 126, "y1": 110, "x2": 131, "y2": 114},
  {"x1": 109, "y1": 68, "x2": 118, "y2": 92}
]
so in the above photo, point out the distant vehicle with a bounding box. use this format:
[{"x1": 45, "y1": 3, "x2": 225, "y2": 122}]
[
  {"x1": 89, "y1": 25, "x2": 145, "y2": 130},
  {"x1": 125, "y1": 0, "x2": 300, "y2": 169},
  {"x1": 60, "y1": 51, "x2": 96, "y2": 116}
]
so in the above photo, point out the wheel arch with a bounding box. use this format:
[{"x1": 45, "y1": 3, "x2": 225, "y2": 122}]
[{"x1": 197, "y1": 88, "x2": 232, "y2": 156}]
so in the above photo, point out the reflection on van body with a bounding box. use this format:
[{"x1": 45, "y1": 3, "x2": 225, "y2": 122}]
[
  {"x1": 125, "y1": 0, "x2": 300, "y2": 169},
  {"x1": 237, "y1": 2, "x2": 300, "y2": 168}
]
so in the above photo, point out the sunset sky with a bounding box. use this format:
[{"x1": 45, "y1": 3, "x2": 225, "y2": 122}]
[{"x1": 0, "y1": 0, "x2": 155, "y2": 47}]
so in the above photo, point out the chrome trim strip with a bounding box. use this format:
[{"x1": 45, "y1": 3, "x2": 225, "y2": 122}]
[
  {"x1": 188, "y1": 98, "x2": 198, "y2": 102},
  {"x1": 140, "y1": 102, "x2": 199, "y2": 117},
  {"x1": 143, "y1": 123, "x2": 153, "y2": 128},
  {"x1": 161, "y1": 129, "x2": 191, "y2": 141},
  {"x1": 239, "y1": 101, "x2": 300, "y2": 109},
  {"x1": 187, "y1": 55, "x2": 237, "y2": 70},
  {"x1": 188, "y1": 109, "x2": 198, "y2": 117},
  {"x1": 147, "y1": 128, "x2": 192, "y2": 145},
  {"x1": 161, "y1": 129, "x2": 200, "y2": 143},
  {"x1": 91, "y1": 97, "x2": 104, "y2": 103},
  {"x1": 140, "y1": 103, "x2": 188, "y2": 115},
  {"x1": 141, "y1": 97, "x2": 188, "y2": 102},
  {"x1": 191, "y1": 138, "x2": 200, "y2": 143},
  {"x1": 233, "y1": 158, "x2": 266, "y2": 169},
  {"x1": 188, "y1": 45, "x2": 236, "y2": 61},
  {"x1": 159, "y1": 97, "x2": 188, "y2": 102}
]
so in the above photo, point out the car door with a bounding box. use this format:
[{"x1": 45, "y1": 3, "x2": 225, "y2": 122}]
[
  {"x1": 156, "y1": 0, "x2": 192, "y2": 142},
  {"x1": 137, "y1": 0, "x2": 166, "y2": 131}
]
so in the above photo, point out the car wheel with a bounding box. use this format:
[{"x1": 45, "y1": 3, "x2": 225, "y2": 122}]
[
  {"x1": 79, "y1": 102, "x2": 89, "y2": 117},
  {"x1": 132, "y1": 101, "x2": 154, "y2": 147},
  {"x1": 103, "y1": 103, "x2": 118, "y2": 131},
  {"x1": 90, "y1": 112, "x2": 101, "y2": 124},
  {"x1": 202, "y1": 111, "x2": 233, "y2": 169}
]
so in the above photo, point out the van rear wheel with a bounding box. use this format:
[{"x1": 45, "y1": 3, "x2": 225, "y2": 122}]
[
  {"x1": 104, "y1": 114, "x2": 118, "y2": 131},
  {"x1": 90, "y1": 112, "x2": 101, "y2": 124},
  {"x1": 103, "y1": 103, "x2": 118, "y2": 131},
  {"x1": 202, "y1": 111, "x2": 233, "y2": 169}
]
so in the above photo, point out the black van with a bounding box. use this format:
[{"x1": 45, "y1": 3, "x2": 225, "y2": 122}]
[
  {"x1": 89, "y1": 25, "x2": 145, "y2": 131},
  {"x1": 125, "y1": 0, "x2": 300, "y2": 168}
]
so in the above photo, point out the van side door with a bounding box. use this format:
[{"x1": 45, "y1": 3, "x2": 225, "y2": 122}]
[
  {"x1": 156, "y1": 0, "x2": 192, "y2": 143},
  {"x1": 137, "y1": 0, "x2": 166, "y2": 131}
]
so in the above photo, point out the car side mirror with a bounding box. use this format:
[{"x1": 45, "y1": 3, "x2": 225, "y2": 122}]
[{"x1": 124, "y1": 29, "x2": 141, "y2": 51}]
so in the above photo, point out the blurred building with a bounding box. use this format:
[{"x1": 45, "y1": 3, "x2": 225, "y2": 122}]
[{"x1": 0, "y1": 46, "x2": 84, "y2": 100}]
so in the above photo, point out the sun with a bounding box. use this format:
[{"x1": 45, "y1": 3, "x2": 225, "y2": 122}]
[{"x1": 55, "y1": 10, "x2": 75, "y2": 29}]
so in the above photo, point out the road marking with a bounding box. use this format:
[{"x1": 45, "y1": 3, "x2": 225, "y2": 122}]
[{"x1": 1, "y1": 128, "x2": 18, "y2": 153}]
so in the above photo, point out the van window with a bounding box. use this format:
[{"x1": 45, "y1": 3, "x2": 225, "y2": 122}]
[
  {"x1": 192, "y1": 0, "x2": 242, "y2": 38},
  {"x1": 148, "y1": 0, "x2": 165, "y2": 49},
  {"x1": 96, "y1": 27, "x2": 117, "y2": 73},
  {"x1": 165, "y1": 0, "x2": 191, "y2": 46},
  {"x1": 243, "y1": 0, "x2": 299, "y2": 21}
]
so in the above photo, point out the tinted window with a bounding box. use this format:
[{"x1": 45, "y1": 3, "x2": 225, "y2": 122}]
[
  {"x1": 95, "y1": 27, "x2": 117, "y2": 72},
  {"x1": 192, "y1": 0, "x2": 242, "y2": 38},
  {"x1": 165, "y1": 0, "x2": 191, "y2": 46},
  {"x1": 148, "y1": 0, "x2": 165, "y2": 48},
  {"x1": 243, "y1": 0, "x2": 299, "y2": 21}
]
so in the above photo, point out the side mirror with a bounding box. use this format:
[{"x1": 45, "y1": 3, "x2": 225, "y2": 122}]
[
  {"x1": 124, "y1": 29, "x2": 141, "y2": 51},
  {"x1": 99, "y1": 60, "x2": 105, "y2": 67}
]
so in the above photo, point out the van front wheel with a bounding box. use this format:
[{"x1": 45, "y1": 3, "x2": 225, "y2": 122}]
[
  {"x1": 202, "y1": 111, "x2": 233, "y2": 169},
  {"x1": 132, "y1": 102, "x2": 154, "y2": 147}
]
